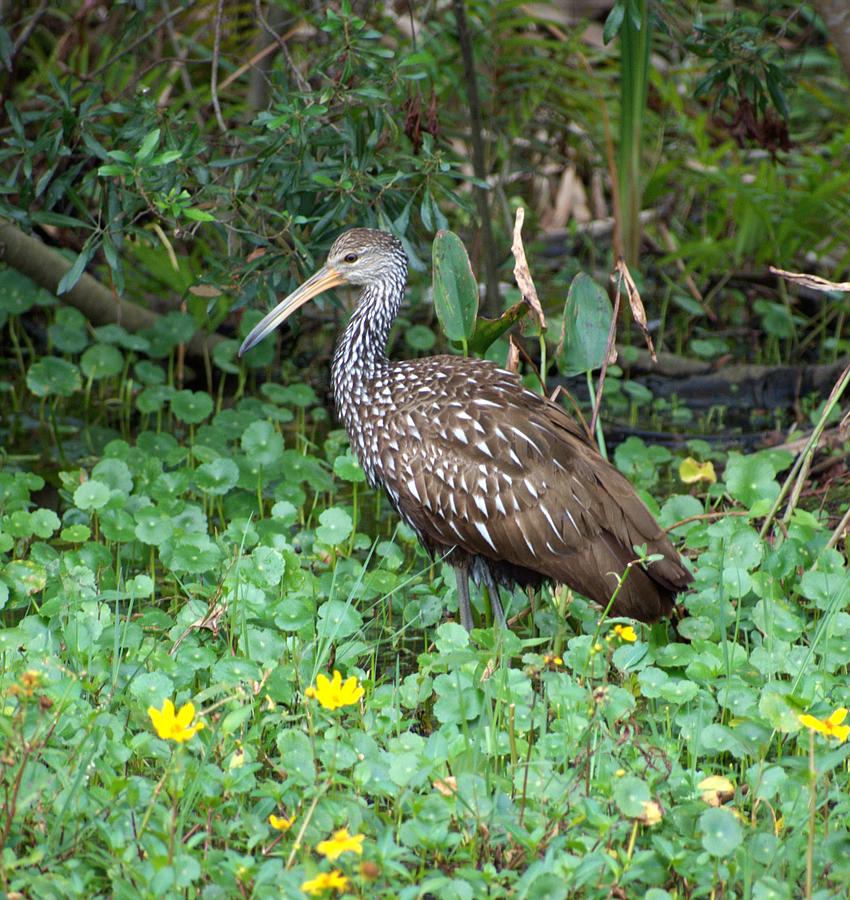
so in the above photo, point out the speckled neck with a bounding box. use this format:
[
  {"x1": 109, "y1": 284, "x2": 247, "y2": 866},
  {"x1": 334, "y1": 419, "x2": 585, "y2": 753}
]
[{"x1": 331, "y1": 278, "x2": 403, "y2": 429}]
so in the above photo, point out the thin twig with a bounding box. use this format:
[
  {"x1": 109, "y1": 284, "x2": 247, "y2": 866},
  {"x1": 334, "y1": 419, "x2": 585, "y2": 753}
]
[
  {"x1": 591, "y1": 274, "x2": 620, "y2": 436},
  {"x1": 88, "y1": 5, "x2": 187, "y2": 81},
  {"x1": 825, "y1": 503, "x2": 850, "y2": 552},
  {"x1": 210, "y1": 0, "x2": 227, "y2": 132},
  {"x1": 451, "y1": 0, "x2": 500, "y2": 316},
  {"x1": 255, "y1": 1, "x2": 311, "y2": 93}
]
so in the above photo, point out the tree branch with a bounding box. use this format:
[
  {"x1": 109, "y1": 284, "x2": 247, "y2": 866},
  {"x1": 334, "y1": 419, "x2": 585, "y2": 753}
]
[{"x1": 0, "y1": 221, "x2": 223, "y2": 360}]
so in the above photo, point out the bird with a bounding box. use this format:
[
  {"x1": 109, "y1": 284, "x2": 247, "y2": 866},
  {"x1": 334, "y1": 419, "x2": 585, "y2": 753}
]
[{"x1": 239, "y1": 228, "x2": 692, "y2": 630}]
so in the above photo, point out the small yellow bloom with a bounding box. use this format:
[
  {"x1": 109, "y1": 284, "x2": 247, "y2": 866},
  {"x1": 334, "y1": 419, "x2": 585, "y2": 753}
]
[
  {"x1": 316, "y1": 827, "x2": 365, "y2": 860},
  {"x1": 543, "y1": 654, "x2": 563, "y2": 666},
  {"x1": 305, "y1": 671, "x2": 364, "y2": 711},
  {"x1": 613, "y1": 624, "x2": 637, "y2": 643},
  {"x1": 147, "y1": 699, "x2": 204, "y2": 743},
  {"x1": 698, "y1": 775, "x2": 735, "y2": 806},
  {"x1": 301, "y1": 870, "x2": 349, "y2": 895},
  {"x1": 679, "y1": 457, "x2": 717, "y2": 484},
  {"x1": 799, "y1": 707, "x2": 850, "y2": 742},
  {"x1": 640, "y1": 799, "x2": 663, "y2": 825},
  {"x1": 269, "y1": 813, "x2": 295, "y2": 831}
]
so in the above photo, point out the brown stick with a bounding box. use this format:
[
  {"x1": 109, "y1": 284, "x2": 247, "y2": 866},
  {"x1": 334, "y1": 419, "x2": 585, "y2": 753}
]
[{"x1": 0, "y1": 220, "x2": 223, "y2": 360}]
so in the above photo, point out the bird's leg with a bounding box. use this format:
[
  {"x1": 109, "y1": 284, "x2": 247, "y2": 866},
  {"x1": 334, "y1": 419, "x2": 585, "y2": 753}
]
[
  {"x1": 482, "y1": 567, "x2": 507, "y2": 628},
  {"x1": 455, "y1": 566, "x2": 474, "y2": 632}
]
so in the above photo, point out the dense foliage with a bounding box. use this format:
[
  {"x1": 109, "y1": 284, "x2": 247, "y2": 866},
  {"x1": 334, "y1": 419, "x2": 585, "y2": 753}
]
[{"x1": 0, "y1": 2, "x2": 848, "y2": 897}]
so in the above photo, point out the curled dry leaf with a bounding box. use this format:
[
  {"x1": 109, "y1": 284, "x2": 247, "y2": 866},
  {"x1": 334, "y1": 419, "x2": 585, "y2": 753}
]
[
  {"x1": 769, "y1": 266, "x2": 850, "y2": 293},
  {"x1": 511, "y1": 207, "x2": 546, "y2": 331},
  {"x1": 506, "y1": 334, "x2": 522, "y2": 374},
  {"x1": 612, "y1": 257, "x2": 655, "y2": 361},
  {"x1": 189, "y1": 284, "x2": 222, "y2": 298}
]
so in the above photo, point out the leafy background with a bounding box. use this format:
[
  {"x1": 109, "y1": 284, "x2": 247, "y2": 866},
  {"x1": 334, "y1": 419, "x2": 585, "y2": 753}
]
[{"x1": 0, "y1": 2, "x2": 849, "y2": 897}]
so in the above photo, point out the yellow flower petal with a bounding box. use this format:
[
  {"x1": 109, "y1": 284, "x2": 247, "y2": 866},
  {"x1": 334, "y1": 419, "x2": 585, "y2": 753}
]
[
  {"x1": 305, "y1": 671, "x2": 364, "y2": 711},
  {"x1": 826, "y1": 707, "x2": 848, "y2": 727},
  {"x1": 698, "y1": 775, "x2": 735, "y2": 806},
  {"x1": 640, "y1": 799, "x2": 663, "y2": 825},
  {"x1": 613, "y1": 624, "x2": 637, "y2": 642},
  {"x1": 269, "y1": 813, "x2": 295, "y2": 831},
  {"x1": 147, "y1": 698, "x2": 204, "y2": 743},
  {"x1": 301, "y1": 870, "x2": 349, "y2": 895},
  {"x1": 679, "y1": 457, "x2": 717, "y2": 484},
  {"x1": 799, "y1": 707, "x2": 850, "y2": 742},
  {"x1": 316, "y1": 827, "x2": 365, "y2": 860}
]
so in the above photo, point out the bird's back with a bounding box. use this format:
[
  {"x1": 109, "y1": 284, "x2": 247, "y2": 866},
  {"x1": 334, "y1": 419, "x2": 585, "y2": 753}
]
[{"x1": 352, "y1": 354, "x2": 690, "y2": 623}]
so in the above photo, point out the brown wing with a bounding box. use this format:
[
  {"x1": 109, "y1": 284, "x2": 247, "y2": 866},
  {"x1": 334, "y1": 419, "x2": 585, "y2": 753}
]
[{"x1": 374, "y1": 357, "x2": 691, "y2": 622}]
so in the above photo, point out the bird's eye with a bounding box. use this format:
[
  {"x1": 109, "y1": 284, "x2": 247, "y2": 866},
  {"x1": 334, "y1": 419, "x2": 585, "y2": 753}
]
[{"x1": 343, "y1": 252, "x2": 358, "y2": 263}]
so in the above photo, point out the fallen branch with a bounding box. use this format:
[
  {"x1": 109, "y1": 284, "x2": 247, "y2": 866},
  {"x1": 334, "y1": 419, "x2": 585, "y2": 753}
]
[{"x1": 0, "y1": 220, "x2": 224, "y2": 360}]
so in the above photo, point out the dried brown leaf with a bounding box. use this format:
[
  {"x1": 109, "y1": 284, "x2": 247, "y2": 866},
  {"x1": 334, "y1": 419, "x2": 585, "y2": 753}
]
[
  {"x1": 612, "y1": 257, "x2": 656, "y2": 361},
  {"x1": 506, "y1": 335, "x2": 521, "y2": 374},
  {"x1": 511, "y1": 207, "x2": 546, "y2": 331},
  {"x1": 769, "y1": 267, "x2": 850, "y2": 293},
  {"x1": 189, "y1": 284, "x2": 222, "y2": 298}
]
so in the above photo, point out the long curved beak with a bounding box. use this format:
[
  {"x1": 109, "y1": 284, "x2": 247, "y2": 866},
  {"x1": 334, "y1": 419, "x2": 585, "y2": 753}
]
[{"x1": 238, "y1": 265, "x2": 347, "y2": 356}]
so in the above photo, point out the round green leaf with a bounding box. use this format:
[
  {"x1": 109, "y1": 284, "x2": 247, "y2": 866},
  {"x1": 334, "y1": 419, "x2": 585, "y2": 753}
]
[
  {"x1": 74, "y1": 480, "x2": 111, "y2": 511},
  {"x1": 81, "y1": 343, "x2": 124, "y2": 379},
  {"x1": 27, "y1": 357, "x2": 82, "y2": 398},
  {"x1": 613, "y1": 775, "x2": 651, "y2": 817},
  {"x1": 405, "y1": 324, "x2": 436, "y2": 351},
  {"x1": 699, "y1": 807, "x2": 743, "y2": 857},
  {"x1": 30, "y1": 508, "x2": 60, "y2": 539},
  {"x1": 315, "y1": 507, "x2": 353, "y2": 545},
  {"x1": 61, "y1": 524, "x2": 91, "y2": 542},
  {"x1": 241, "y1": 421, "x2": 283, "y2": 467},
  {"x1": 165, "y1": 535, "x2": 222, "y2": 574},
  {"x1": 195, "y1": 458, "x2": 239, "y2": 495},
  {"x1": 317, "y1": 599, "x2": 362, "y2": 639},
  {"x1": 333, "y1": 453, "x2": 366, "y2": 483},
  {"x1": 171, "y1": 389, "x2": 213, "y2": 424}
]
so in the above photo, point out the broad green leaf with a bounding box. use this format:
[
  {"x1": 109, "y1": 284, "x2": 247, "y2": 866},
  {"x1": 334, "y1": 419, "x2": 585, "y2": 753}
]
[
  {"x1": 558, "y1": 273, "x2": 613, "y2": 376},
  {"x1": 432, "y1": 230, "x2": 478, "y2": 342}
]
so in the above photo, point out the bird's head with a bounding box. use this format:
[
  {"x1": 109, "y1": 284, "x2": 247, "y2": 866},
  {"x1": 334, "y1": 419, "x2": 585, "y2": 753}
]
[{"x1": 238, "y1": 228, "x2": 407, "y2": 356}]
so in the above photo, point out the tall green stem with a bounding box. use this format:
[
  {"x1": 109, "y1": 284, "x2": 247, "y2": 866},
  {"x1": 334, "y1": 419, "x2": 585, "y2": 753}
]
[{"x1": 617, "y1": 0, "x2": 651, "y2": 265}]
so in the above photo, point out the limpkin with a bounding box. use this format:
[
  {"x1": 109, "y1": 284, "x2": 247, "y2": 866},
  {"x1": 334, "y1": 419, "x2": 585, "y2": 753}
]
[{"x1": 239, "y1": 229, "x2": 692, "y2": 630}]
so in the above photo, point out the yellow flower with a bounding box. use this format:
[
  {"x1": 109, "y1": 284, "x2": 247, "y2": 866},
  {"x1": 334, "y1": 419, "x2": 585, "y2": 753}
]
[
  {"x1": 799, "y1": 707, "x2": 850, "y2": 742},
  {"x1": 640, "y1": 800, "x2": 663, "y2": 825},
  {"x1": 316, "y1": 827, "x2": 365, "y2": 860},
  {"x1": 301, "y1": 870, "x2": 349, "y2": 895},
  {"x1": 269, "y1": 813, "x2": 295, "y2": 831},
  {"x1": 679, "y1": 457, "x2": 717, "y2": 484},
  {"x1": 147, "y1": 699, "x2": 204, "y2": 743},
  {"x1": 305, "y1": 671, "x2": 364, "y2": 711},
  {"x1": 613, "y1": 624, "x2": 637, "y2": 643},
  {"x1": 698, "y1": 775, "x2": 735, "y2": 807},
  {"x1": 543, "y1": 654, "x2": 563, "y2": 666}
]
